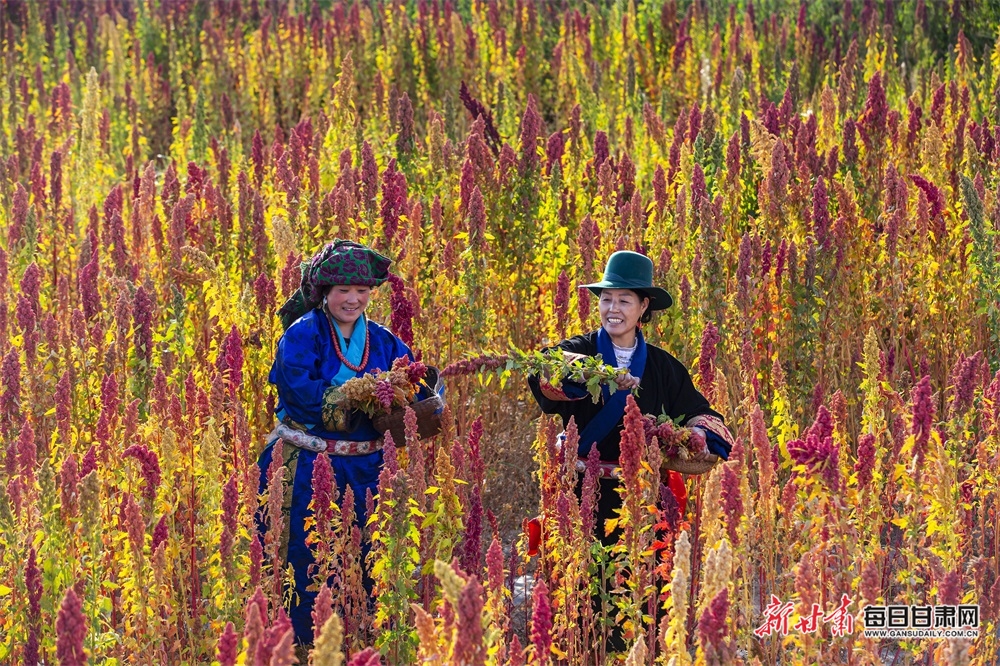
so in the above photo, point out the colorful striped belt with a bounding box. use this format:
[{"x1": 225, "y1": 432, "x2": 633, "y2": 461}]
[
  {"x1": 556, "y1": 432, "x2": 621, "y2": 480},
  {"x1": 271, "y1": 423, "x2": 383, "y2": 456},
  {"x1": 576, "y1": 457, "x2": 622, "y2": 479},
  {"x1": 324, "y1": 438, "x2": 383, "y2": 456}
]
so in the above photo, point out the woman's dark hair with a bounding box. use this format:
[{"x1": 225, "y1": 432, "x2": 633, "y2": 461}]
[{"x1": 631, "y1": 289, "x2": 654, "y2": 324}]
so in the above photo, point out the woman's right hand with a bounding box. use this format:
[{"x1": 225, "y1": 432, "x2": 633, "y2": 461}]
[{"x1": 614, "y1": 372, "x2": 641, "y2": 390}]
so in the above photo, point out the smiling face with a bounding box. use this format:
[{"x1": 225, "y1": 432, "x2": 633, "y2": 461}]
[
  {"x1": 325, "y1": 284, "x2": 371, "y2": 333},
  {"x1": 598, "y1": 288, "x2": 649, "y2": 343}
]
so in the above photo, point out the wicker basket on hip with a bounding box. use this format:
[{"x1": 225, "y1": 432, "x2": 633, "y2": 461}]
[
  {"x1": 372, "y1": 368, "x2": 445, "y2": 446},
  {"x1": 660, "y1": 453, "x2": 719, "y2": 476}
]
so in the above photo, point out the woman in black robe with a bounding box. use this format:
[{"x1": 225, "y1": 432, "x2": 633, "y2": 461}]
[{"x1": 527, "y1": 250, "x2": 735, "y2": 545}]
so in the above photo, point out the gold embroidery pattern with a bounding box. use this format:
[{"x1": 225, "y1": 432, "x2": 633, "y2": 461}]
[
  {"x1": 687, "y1": 414, "x2": 736, "y2": 451},
  {"x1": 321, "y1": 386, "x2": 348, "y2": 431},
  {"x1": 276, "y1": 441, "x2": 300, "y2": 564}
]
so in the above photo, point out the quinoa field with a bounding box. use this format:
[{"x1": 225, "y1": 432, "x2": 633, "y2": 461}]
[{"x1": 1, "y1": 0, "x2": 1000, "y2": 664}]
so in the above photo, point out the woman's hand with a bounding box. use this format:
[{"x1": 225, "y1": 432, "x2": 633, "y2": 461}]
[
  {"x1": 687, "y1": 426, "x2": 713, "y2": 460},
  {"x1": 614, "y1": 372, "x2": 641, "y2": 390}
]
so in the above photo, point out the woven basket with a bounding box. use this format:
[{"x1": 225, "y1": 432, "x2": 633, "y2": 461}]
[
  {"x1": 372, "y1": 370, "x2": 445, "y2": 446},
  {"x1": 661, "y1": 453, "x2": 719, "y2": 476}
]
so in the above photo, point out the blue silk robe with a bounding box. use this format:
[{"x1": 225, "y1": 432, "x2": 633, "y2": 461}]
[{"x1": 256, "y1": 308, "x2": 414, "y2": 644}]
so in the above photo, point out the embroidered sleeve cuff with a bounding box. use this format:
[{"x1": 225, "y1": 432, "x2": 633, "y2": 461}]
[
  {"x1": 538, "y1": 380, "x2": 588, "y2": 402},
  {"x1": 687, "y1": 414, "x2": 735, "y2": 456}
]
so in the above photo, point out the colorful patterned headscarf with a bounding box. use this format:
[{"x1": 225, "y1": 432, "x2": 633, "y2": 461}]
[{"x1": 277, "y1": 240, "x2": 392, "y2": 330}]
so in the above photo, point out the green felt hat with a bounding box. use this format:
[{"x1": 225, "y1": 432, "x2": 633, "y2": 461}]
[
  {"x1": 276, "y1": 240, "x2": 392, "y2": 330},
  {"x1": 581, "y1": 251, "x2": 673, "y2": 310}
]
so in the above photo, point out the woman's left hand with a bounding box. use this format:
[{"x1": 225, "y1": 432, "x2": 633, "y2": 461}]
[
  {"x1": 687, "y1": 427, "x2": 713, "y2": 460},
  {"x1": 614, "y1": 373, "x2": 641, "y2": 390}
]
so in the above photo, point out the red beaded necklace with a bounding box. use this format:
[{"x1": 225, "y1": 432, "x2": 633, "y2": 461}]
[{"x1": 326, "y1": 309, "x2": 370, "y2": 372}]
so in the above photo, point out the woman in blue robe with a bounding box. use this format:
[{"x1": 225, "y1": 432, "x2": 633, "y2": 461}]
[{"x1": 256, "y1": 240, "x2": 422, "y2": 645}]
